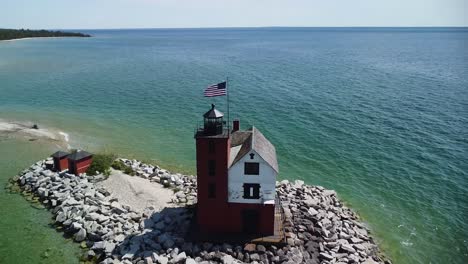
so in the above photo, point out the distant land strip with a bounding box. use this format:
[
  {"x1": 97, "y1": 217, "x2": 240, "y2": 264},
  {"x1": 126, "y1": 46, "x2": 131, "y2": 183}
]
[{"x1": 0, "y1": 28, "x2": 91, "y2": 41}]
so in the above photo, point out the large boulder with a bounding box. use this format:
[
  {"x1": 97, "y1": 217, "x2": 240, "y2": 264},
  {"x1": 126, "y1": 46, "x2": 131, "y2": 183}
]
[{"x1": 74, "y1": 228, "x2": 87, "y2": 242}]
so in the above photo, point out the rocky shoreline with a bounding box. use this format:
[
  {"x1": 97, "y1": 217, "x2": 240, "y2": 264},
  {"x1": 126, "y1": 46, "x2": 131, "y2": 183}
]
[{"x1": 8, "y1": 157, "x2": 390, "y2": 264}]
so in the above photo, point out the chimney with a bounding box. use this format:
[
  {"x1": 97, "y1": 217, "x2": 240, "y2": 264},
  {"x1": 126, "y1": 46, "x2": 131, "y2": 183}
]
[{"x1": 232, "y1": 119, "x2": 240, "y2": 132}]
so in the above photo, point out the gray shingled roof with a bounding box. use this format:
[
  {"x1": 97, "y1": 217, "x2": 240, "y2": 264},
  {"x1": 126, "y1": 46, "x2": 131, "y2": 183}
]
[
  {"x1": 229, "y1": 127, "x2": 278, "y2": 173},
  {"x1": 203, "y1": 104, "x2": 224, "y2": 118},
  {"x1": 68, "y1": 151, "x2": 93, "y2": 161},
  {"x1": 51, "y1": 151, "x2": 69, "y2": 158}
]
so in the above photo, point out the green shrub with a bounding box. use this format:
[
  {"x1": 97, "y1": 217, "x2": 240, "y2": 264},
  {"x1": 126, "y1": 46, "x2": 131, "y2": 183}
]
[
  {"x1": 103, "y1": 168, "x2": 111, "y2": 177},
  {"x1": 111, "y1": 160, "x2": 126, "y2": 170},
  {"x1": 110, "y1": 159, "x2": 135, "y2": 176},
  {"x1": 123, "y1": 166, "x2": 135, "y2": 176},
  {"x1": 86, "y1": 153, "x2": 117, "y2": 176}
]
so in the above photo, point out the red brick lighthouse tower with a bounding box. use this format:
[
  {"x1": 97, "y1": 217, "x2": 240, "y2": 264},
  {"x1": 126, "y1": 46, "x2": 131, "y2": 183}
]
[
  {"x1": 195, "y1": 104, "x2": 231, "y2": 233},
  {"x1": 195, "y1": 104, "x2": 279, "y2": 237}
]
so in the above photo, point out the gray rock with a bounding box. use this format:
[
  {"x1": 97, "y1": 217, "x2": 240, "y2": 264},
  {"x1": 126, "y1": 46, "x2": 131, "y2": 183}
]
[
  {"x1": 100, "y1": 258, "x2": 115, "y2": 264},
  {"x1": 92, "y1": 241, "x2": 106, "y2": 250},
  {"x1": 353, "y1": 243, "x2": 365, "y2": 251},
  {"x1": 87, "y1": 250, "x2": 96, "y2": 258},
  {"x1": 362, "y1": 258, "x2": 379, "y2": 264},
  {"x1": 123, "y1": 252, "x2": 135, "y2": 260},
  {"x1": 350, "y1": 237, "x2": 363, "y2": 244},
  {"x1": 157, "y1": 256, "x2": 168, "y2": 264},
  {"x1": 185, "y1": 258, "x2": 196, "y2": 264},
  {"x1": 293, "y1": 180, "x2": 304, "y2": 188},
  {"x1": 341, "y1": 244, "x2": 356, "y2": 253},
  {"x1": 104, "y1": 241, "x2": 116, "y2": 254},
  {"x1": 222, "y1": 255, "x2": 235, "y2": 264},
  {"x1": 256, "y1": 244, "x2": 266, "y2": 253},
  {"x1": 74, "y1": 228, "x2": 87, "y2": 242},
  {"x1": 175, "y1": 192, "x2": 186, "y2": 199},
  {"x1": 173, "y1": 252, "x2": 187, "y2": 263},
  {"x1": 111, "y1": 201, "x2": 127, "y2": 214},
  {"x1": 339, "y1": 231, "x2": 351, "y2": 239},
  {"x1": 145, "y1": 256, "x2": 154, "y2": 264},
  {"x1": 323, "y1": 190, "x2": 336, "y2": 197},
  {"x1": 308, "y1": 207, "x2": 318, "y2": 216},
  {"x1": 55, "y1": 212, "x2": 67, "y2": 223},
  {"x1": 114, "y1": 234, "x2": 126, "y2": 242},
  {"x1": 152, "y1": 253, "x2": 160, "y2": 262},
  {"x1": 65, "y1": 197, "x2": 80, "y2": 206},
  {"x1": 70, "y1": 222, "x2": 83, "y2": 231},
  {"x1": 250, "y1": 253, "x2": 260, "y2": 261},
  {"x1": 319, "y1": 252, "x2": 334, "y2": 261}
]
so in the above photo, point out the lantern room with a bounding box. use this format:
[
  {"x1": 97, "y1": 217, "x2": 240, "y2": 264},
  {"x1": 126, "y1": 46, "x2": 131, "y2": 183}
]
[{"x1": 203, "y1": 104, "x2": 224, "y2": 135}]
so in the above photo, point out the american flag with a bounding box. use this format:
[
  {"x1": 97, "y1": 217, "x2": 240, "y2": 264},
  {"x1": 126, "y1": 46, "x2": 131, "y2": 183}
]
[{"x1": 204, "y1": 81, "x2": 227, "y2": 97}]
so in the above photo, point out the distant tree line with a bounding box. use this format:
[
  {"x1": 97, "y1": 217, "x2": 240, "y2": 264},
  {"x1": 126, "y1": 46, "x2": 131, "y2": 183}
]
[{"x1": 0, "y1": 28, "x2": 91, "y2": 41}]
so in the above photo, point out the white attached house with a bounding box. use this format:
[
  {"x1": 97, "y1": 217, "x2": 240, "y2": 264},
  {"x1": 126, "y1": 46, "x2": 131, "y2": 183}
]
[{"x1": 228, "y1": 127, "x2": 278, "y2": 205}]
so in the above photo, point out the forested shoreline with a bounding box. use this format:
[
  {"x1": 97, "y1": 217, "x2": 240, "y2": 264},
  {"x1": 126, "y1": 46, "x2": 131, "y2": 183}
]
[{"x1": 0, "y1": 28, "x2": 90, "y2": 41}]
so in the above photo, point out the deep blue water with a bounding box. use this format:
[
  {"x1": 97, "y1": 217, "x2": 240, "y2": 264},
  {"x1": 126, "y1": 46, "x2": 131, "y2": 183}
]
[{"x1": 0, "y1": 28, "x2": 467, "y2": 263}]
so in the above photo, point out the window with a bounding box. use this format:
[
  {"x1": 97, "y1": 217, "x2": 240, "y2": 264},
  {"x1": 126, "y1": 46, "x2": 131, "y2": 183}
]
[
  {"x1": 208, "y1": 140, "x2": 215, "y2": 154},
  {"x1": 243, "y1": 183, "x2": 260, "y2": 199},
  {"x1": 208, "y1": 160, "x2": 216, "y2": 176},
  {"x1": 244, "y1": 162, "x2": 259, "y2": 175},
  {"x1": 208, "y1": 183, "x2": 216, "y2": 198}
]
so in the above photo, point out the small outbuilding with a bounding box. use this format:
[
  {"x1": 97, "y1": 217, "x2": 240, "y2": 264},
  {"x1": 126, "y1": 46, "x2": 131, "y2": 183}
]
[
  {"x1": 51, "y1": 151, "x2": 70, "y2": 172},
  {"x1": 68, "y1": 151, "x2": 93, "y2": 175}
]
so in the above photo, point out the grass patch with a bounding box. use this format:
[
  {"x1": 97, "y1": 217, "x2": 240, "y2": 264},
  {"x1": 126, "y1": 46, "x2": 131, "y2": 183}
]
[
  {"x1": 111, "y1": 159, "x2": 135, "y2": 176},
  {"x1": 86, "y1": 153, "x2": 117, "y2": 176}
]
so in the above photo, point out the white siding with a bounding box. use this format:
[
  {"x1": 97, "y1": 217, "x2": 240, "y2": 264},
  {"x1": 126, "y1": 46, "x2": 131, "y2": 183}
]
[{"x1": 228, "y1": 150, "x2": 277, "y2": 204}]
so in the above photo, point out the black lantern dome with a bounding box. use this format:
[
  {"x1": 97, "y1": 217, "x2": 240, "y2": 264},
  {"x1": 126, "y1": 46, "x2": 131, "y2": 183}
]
[{"x1": 203, "y1": 104, "x2": 224, "y2": 135}]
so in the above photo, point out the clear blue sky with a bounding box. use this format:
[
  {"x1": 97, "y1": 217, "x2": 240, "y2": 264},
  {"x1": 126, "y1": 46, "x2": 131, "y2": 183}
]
[{"x1": 1, "y1": 0, "x2": 466, "y2": 29}]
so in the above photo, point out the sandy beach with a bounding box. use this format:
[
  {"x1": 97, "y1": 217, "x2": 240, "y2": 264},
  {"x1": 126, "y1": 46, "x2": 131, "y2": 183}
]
[
  {"x1": 97, "y1": 169, "x2": 173, "y2": 213},
  {"x1": 0, "y1": 119, "x2": 69, "y2": 147},
  {"x1": 0, "y1": 37, "x2": 35, "y2": 42},
  {"x1": 0, "y1": 37, "x2": 76, "y2": 42}
]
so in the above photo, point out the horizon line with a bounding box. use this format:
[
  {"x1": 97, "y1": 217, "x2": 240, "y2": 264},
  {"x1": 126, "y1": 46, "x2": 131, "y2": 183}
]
[{"x1": 3, "y1": 26, "x2": 468, "y2": 31}]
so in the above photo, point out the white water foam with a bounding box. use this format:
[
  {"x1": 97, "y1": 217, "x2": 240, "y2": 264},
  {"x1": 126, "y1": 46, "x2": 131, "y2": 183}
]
[
  {"x1": 59, "y1": 131, "x2": 71, "y2": 149},
  {"x1": 401, "y1": 240, "x2": 414, "y2": 247}
]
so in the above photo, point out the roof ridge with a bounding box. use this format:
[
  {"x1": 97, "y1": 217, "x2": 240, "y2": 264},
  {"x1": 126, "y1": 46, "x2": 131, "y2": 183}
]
[{"x1": 251, "y1": 126, "x2": 256, "y2": 149}]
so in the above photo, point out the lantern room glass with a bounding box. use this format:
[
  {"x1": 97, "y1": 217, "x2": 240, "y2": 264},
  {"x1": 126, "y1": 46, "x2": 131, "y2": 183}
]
[{"x1": 204, "y1": 116, "x2": 223, "y2": 135}]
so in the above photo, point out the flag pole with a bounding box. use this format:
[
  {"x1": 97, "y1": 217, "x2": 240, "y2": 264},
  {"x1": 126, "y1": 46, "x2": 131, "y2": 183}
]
[{"x1": 226, "y1": 76, "x2": 230, "y2": 134}]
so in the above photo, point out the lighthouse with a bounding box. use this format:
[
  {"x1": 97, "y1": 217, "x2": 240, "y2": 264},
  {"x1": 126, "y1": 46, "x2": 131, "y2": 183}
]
[{"x1": 195, "y1": 104, "x2": 278, "y2": 236}]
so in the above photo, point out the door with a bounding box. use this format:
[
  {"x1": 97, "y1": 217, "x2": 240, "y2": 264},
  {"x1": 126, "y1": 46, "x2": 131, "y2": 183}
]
[
  {"x1": 242, "y1": 209, "x2": 259, "y2": 234},
  {"x1": 69, "y1": 161, "x2": 75, "y2": 174}
]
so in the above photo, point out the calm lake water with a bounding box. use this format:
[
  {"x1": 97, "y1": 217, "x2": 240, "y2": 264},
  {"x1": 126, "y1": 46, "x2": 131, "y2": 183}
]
[{"x1": 0, "y1": 28, "x2": 467, "y2": 263}]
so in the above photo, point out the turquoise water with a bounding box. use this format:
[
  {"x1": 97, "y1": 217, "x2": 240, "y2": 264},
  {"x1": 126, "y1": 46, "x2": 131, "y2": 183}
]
[
  {"x1": 0, "y1": 140, "x2": 81, "y2": 264},
  {"x1": 0, "y1": 28, "x2": 467, "y2": 263}
]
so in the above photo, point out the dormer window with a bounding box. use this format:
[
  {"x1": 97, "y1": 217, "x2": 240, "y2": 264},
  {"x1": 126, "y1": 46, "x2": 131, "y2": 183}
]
[{"x1": 244, "y1": 162, "x2": 259, "y2": 175}]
